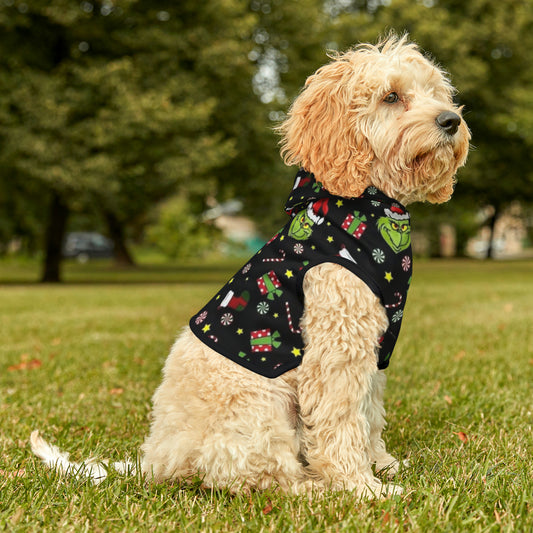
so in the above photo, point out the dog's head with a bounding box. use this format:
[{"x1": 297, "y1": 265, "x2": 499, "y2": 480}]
[{"x1": 278, "y1": 35, "x2": 470, "y2": 205}]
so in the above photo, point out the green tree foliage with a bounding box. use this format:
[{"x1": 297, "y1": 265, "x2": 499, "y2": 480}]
[
  {"x1": 0, "y1": 0, "x2": 327, "y2": 278},
  {"x1": 146, "y1": 194, "x2": 220, "y2": 260},
  {"x1": 0, "y1": 0, "x2": 253, "y2": 278},
  {"x1": 2, "y1": 0, "x2": 531, "y2": 272},
  {"x1": 207, "y1": 0, "x2": 327, "y2": 230}
]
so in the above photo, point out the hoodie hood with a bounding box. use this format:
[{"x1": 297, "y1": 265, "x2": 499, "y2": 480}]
[
  {"x1": 284, "y1": 168, "x2": 408, "y2": 217},
  {"x1": 284, "y1": 170, "x2": 330, "y2": 216}
]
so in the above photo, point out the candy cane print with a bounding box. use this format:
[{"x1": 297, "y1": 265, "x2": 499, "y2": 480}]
[
  {"x1": 208, "y1": 335, "x2": 219, "y2": 343},
  {"x1": 285, "y1": 301, "x2": 301, "y2": 334},
  {"x1": 384, "y1": 292, "x2": 403, "y2": 309},
  {"x1": 262, "y1": 249, "x2": 286, "y2": 262}
]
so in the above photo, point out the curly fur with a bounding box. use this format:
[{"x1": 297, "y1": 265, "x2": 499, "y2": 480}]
[{"x1": 31, "y1": 34, "x2": 469, "y2": 498}]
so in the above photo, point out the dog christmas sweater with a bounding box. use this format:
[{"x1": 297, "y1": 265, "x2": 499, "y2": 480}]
[{"x1": 190, "y1": 169, "x2": 413, "y2": 378}]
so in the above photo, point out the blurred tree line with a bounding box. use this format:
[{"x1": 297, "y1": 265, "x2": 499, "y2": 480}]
[{"x1": 0, "y1": 0, "x2": 532, "y2": 281}]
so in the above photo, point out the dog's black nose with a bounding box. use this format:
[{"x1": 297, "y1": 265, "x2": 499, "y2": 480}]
[{"x1": 436, "y1": 111, "x2": 461, "y2": 136}]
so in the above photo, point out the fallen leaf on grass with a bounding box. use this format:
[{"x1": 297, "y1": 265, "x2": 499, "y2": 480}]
[
  {"x1": 0, "y1": 468, "x2": 26, "y2": 479},
  {"x1": 8, "y1": 358, "x2": 42, "y2": 371},
  {"x1": 454, "y1": 350, "x2": 466, "y2": 361},
  {"x1": 444, "y1": 395, "x2": 453, "y2": 405},
  {"x1": 262, "y1": 500, "x2": 274, "y2": 515},
  {"x1": 109, "y1": 388, "x2": 124, "y2": 395},
  {"x1": 454, "y1": 431, "x2": 468, "y2": 443}
]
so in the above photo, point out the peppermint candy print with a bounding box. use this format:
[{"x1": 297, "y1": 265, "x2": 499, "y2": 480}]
[
  {"x1": 293, "y1": 243, "x2": 304, "y2": 254},
  {"x1": 242, "y1": 263, "x2": 252, "y2": 274},
  {"x1": 367, "y1": 186, "x2": 378, "y2": 195},
  {"x1": 392, "y1": 309, "x2": 403, "y2": 323},
  {"x1": 372, "y1": 248, "x2": 385, "y2": 264},
  {"x1": 402, "y1": 255, "x2": 411, "y2": 272},
  {"x1": 195, "y1": 310, "x2": 208, "y2": 325},
  {"x1": 256, "y1": 301, "x2": 270, "y2": 315},
  {"x1": 220, "y1": 312, "x2": 233, "y2": 326}
]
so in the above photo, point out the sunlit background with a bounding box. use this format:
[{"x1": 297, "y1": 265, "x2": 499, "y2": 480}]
[{"x1": 1, "y1": 0, "x2": 532, "y2": 282}]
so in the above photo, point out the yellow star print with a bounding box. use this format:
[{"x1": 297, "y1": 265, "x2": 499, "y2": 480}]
[
  {"x1": 327, "y1": 236, "x2": 334, "y2": 243},
  {"x1": 202, "y1": 324, "x2": 211, "y2": 333},
  {"x1": 291, "y1": 347, "x2": 301, "y2": 357},
  {"x1": 336, "y1": 199, "x2": 343, "y2": 207},
  {"x1": 236, "y1": 328, "x2": 244, "y2": 335},
  {"x1": 285, "y1": 269, "x2": 294, "y2": 279},
  {"x1": 384, "y1": 272, "x2": 393, "y2": 283}
]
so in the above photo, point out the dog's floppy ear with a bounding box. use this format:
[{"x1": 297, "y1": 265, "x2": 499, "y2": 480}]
[{"x1": 278, "y1": 57, "x2": 374, "y2": 198}]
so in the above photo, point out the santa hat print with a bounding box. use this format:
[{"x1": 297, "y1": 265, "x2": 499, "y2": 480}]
[
  {"x1": 292, "y1": 174, "x2": 312, "y2": 190},
  {"x1": 384, "y1": 205, "x2": 409, "y2": 221},
  {"x1": 306, "y1": 198, "x2": 329, "y2": 226}
]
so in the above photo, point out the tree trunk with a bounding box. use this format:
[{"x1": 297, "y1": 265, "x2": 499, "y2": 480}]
[
  {"x1": 41, "y1": 192, "x2": 69, "y2": 283},
  {"x1": 486, "y1": 205, "x2": 500, "y2": 259},
  {"x1": 104, "y1": 210, "x2": 135, "y2": 266}
]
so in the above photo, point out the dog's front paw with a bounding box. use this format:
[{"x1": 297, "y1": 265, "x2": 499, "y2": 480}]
[
  {"x1": 375, "y1": 455, "x2": 409, "y2": 478},
  {"x1": 358, "y1": 480, "x2": 403, "y2": 499}
]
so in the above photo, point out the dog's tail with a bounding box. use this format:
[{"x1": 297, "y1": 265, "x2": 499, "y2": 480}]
[{"x1": 30, "y1": 430, "x2": 136, "y2": 484}]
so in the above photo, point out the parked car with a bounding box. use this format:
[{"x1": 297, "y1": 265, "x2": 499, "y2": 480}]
[{"x1": 62, "y1": 232, "x2": 114, "y2": 263}]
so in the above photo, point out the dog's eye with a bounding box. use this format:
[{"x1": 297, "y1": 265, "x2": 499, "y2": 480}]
[{"x1": 383, "y1": 92, "x2": 399, "y2": 104}]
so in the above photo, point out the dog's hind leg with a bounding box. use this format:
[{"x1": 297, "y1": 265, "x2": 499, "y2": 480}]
[
  {"x1": 142, "y1": 329, "x2": 309, "y2": 493},
  {"x1": 296, "y1": 263, "x2": 403, "y2": 498}
]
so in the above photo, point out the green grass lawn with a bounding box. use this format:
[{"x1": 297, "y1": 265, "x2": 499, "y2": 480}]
[{"x1": 1, "y1": 259, "x2": 532, "y2": 532}]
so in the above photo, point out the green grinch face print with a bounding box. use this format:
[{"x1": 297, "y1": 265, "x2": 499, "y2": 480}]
[
  {"x1": 377, "y1": 207, "x2": 411, "y2": 253},
  {"x1": 288, "y1": 202, "x2": 327, "y2": 241},
  {"x1": 288, "y1": 209, "x2": 314, "y2": 240}
]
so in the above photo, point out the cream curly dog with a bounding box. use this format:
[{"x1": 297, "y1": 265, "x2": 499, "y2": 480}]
[{"x1": 32, "y1": 35, "x2": 469, "y2": 498}]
